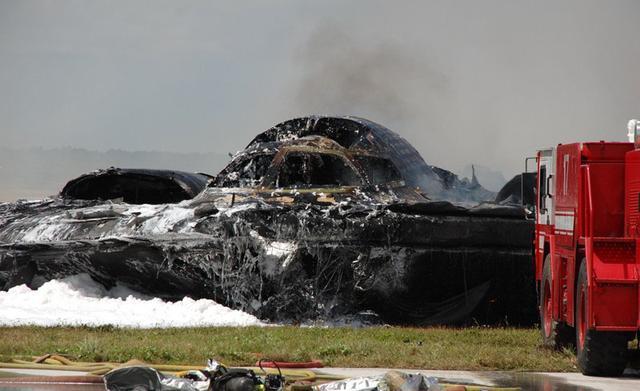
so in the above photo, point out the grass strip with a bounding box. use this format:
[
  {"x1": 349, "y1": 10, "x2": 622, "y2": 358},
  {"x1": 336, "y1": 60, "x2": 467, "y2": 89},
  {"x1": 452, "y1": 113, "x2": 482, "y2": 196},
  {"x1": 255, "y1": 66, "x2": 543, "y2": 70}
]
[{"x1": 0, "y1": 326, "x2": 577, "y2": 372}]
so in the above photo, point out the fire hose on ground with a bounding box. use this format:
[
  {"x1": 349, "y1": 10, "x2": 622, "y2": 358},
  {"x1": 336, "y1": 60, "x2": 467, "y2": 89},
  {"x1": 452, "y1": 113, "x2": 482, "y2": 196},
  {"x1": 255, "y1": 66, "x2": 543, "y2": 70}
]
[{"x1": 0, "y1": 354, "x2": 520, "y2": 391}]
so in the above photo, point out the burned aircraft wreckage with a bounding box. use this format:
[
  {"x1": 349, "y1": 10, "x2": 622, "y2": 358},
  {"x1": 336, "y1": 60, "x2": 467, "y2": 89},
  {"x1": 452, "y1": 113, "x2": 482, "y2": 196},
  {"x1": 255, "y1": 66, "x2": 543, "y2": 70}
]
[{"x1": 0, "y1": 116, "x2": 536, "y2": 325}]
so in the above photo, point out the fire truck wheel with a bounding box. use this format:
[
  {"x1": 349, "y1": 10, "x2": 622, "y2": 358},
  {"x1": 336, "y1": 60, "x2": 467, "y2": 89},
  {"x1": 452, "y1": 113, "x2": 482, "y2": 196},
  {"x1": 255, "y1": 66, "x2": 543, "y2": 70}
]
[
  {"x1": 576, "y1": 259, "x2": 628, "y2": 376},
  {"x1": 540, "y1": 255, "x2": 574, "y2": 348}
]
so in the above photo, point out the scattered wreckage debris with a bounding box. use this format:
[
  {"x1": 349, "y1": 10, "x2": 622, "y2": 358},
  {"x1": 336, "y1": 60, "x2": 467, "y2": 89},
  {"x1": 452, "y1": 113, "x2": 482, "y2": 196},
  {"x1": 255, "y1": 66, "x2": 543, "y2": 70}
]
[
  {"x1": 0, "y1": 356, "x2": 315, "y2": 391},
  {"x1": 102, "y1": 359, "x2": 285, "y2": 391},
  {"x1": 310, "y1": 370, "x2": 442, "y2": 391},
  {"x1": 0, "y1": 116, "x2": 536, "y2": 326},
  {"x1": 3, "y1": 355, "x2": 516, "y2": 391}
]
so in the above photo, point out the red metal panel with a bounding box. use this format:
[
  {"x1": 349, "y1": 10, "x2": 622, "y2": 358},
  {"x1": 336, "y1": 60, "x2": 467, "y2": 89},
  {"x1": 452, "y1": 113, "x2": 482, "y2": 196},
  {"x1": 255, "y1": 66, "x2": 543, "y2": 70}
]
[
  {"x1": 582, "y1": 142, "x2": 633, "y2": 162},
  {"x1": 585, "y1": 163, "x2": 626, "y2": 237},
  {"x1": 591, "y1": 239, "x2": 637, "y2": 282},
  {"x1": 626, "y1": 149, "x2": 640, "y2": 237},
  {"x1": 593, "y1": 285, "x2": 638, "y2": 329},
  {"x1": 550, "y1": 235, "x2": 561, "y2": 319},
  {"x1": 589, "y1": 238, "x2": 638, "y2": 329},
  {"x1": 581, "y1": 165, "x2": 592, "y2": 238}
]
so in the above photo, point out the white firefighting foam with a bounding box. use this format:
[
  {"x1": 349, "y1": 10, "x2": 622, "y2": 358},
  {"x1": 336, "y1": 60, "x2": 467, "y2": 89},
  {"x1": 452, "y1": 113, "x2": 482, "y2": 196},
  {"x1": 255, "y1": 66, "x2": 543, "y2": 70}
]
[{"x1": 0, "y1": 274, "x2": 264, "y2": 328}]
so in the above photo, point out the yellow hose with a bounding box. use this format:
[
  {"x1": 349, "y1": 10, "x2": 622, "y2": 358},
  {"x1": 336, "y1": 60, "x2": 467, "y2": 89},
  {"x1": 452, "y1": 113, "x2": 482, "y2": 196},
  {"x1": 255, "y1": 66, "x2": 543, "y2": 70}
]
[
  {"x1": 0, "y1": 355, "x2": 338, "y2": 379},
  {"x1": 0, "y1": 355, "x2": 518, "y2": 390}
]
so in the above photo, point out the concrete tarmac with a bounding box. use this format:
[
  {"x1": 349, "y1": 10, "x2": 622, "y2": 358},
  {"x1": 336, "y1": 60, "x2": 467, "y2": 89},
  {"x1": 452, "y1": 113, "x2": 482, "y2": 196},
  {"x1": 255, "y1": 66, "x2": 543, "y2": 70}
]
[
  {"x1": 3, "y1": 367, "x2": 640, "y2": 390},
  {"x1": 318, "y1": 368, "x2": 640, "y2": 391}
]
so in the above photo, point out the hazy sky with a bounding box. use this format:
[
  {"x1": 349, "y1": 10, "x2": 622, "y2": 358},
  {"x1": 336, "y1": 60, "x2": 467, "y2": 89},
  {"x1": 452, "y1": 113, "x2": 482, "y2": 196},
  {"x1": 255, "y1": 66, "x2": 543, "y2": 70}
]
[{"x1": 1, "y1": 0, "x2": 639, "y2": 176}]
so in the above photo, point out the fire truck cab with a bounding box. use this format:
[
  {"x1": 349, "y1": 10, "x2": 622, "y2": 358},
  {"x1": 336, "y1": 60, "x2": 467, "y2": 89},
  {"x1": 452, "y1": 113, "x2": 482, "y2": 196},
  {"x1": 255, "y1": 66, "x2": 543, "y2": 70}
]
[{"x1": 535, "y1": 120, "x2": 640, "y2": 376}]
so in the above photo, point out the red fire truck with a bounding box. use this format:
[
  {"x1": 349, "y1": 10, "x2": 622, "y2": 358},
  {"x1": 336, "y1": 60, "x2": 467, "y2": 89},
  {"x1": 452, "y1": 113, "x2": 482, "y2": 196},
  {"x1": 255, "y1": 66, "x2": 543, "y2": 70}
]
[{"x1": 535, "y1": 120, "x2": 640, "y2": 376}]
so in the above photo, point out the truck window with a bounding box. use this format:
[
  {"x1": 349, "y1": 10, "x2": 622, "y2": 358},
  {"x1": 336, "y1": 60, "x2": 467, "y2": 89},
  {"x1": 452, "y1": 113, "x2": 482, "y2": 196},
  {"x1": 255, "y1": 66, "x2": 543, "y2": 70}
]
[
  {"x1": 277, "y1": 152, "x2": 362, "y2": 188},
  {"x1": 539, "y1": 165, "x2": 547, "y2": 210}
]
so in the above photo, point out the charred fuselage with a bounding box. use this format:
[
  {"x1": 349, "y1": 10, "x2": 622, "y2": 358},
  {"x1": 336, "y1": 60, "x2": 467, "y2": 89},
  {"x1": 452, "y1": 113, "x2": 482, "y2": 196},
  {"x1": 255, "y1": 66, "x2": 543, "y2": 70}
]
[{"x1": 0, "y1": 116, "x2": 535, "y2": 325}]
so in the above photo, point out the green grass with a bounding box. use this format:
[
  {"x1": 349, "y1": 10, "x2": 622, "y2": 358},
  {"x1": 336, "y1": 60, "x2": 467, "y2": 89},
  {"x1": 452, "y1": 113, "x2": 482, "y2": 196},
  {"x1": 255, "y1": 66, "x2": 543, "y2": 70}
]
[{"x1": 0, "y1": 326, "x2": 577, "y2": 372}]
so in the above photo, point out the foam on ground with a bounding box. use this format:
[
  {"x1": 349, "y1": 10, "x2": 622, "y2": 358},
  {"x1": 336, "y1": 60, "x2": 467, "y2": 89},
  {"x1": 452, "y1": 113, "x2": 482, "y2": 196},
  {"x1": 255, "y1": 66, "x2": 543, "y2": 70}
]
[{"x1": 0, "y1": 274, "x2": 264, "y2": 328}]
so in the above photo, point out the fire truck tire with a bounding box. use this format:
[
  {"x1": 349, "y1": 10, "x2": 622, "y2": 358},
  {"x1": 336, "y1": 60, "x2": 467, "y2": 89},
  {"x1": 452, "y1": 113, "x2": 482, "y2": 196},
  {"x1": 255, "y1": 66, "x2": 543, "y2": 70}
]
[
  {"x1": 576, "y1": 259, "x2": 628, "y2": 376},
  {"x1": 540, "y1": 255, "x2": 573, "y2": 348}
]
